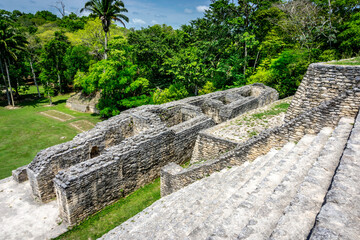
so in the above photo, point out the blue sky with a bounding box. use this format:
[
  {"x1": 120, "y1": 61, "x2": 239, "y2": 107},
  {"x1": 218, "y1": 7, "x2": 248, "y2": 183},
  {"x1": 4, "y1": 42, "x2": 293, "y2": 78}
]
[{"x1": 0, "y1": 0, "x2": 211, "y2": 29}]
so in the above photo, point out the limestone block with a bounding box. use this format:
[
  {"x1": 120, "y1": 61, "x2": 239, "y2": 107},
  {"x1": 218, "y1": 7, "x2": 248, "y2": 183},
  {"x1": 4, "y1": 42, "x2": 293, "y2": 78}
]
[{"x1": 12, "y1": 165, "x2": 28, "y2": 183}]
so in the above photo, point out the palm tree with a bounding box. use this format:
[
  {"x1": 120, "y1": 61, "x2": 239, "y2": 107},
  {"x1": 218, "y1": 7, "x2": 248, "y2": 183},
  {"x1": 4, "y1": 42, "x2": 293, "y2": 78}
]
[
  {"x1": 81, "y1": 0, "x2": 129, "y2": 59},
  {"x1": 0, "y1": 20, "x2": 27, "y2": 106}
]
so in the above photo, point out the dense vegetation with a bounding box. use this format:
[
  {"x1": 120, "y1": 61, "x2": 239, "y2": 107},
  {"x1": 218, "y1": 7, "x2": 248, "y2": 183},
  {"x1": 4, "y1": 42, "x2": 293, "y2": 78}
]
[{"x1": 1, "y1": 0, "x2": 359, "y2": 117}]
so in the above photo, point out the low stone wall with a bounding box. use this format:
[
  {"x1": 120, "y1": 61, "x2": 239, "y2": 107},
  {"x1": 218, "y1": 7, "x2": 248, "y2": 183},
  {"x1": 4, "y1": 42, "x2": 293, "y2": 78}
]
[
  {"x1": 286, "y1": 62, "x2": 360, "y2": 121},
  {"x1": 66, "y1": 91, "x2": 100, "y2": 114},
  {"x1": 161, "y1": 87, "x2": 360, "y2": 196},
  {"x1": 22, "y1": 84, "x2": 277, "y2": 224},
  {"x1": 53, "y1": 117, "x2": 213, "y2": 224},
  {"x1": 53, "y1": 108, "x2": 213, "y2": 224},
  {"x1": 184, "y1": 83, "x2": 278, "y2": 123},
  {"x1": 12, "y1": 165, "x2": 28, "y2": 183},
  {"x1": 191, "y1": 133, "x2": 237, "y2": 163},
  {"x1": 26, "y1": 84, "x2": 276, "y2": 203},
  {"x1": 27, "y1": 114, "x2": 145, "y2": 202}
]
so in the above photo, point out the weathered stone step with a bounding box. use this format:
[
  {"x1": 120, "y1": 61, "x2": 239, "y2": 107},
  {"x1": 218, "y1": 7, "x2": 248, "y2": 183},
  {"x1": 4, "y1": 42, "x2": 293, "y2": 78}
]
[
  {"x1": 309, "y1": 116, "x2": 360, "y2": 240},
  {"x1": 101, "y1": 117, "x2": 358, "y2": 240},
  {"x1": 236, "y1": 127, "x2": 334, "y2": 239},
  {"x1": 269, "y1": 117, "x2": 355, "y2": 240},
  {"x1": 185, "y1": 142, "x2": 296, "y2": 239},
  {"x1": 101, "y1": 145, "x2": 284, "y2": 239},
  {"x1": 109, "y1": 163, "x2": 239, "y2": 238},
  {"x1": 149, "y1": 148, "x2": 283, "y2": 238},
  {"x1": 121, "y1": 148, "x2": 280, "y2": 239},
  {"x1": 197, "y1": 134, "x2": 316, "y2": 239}
]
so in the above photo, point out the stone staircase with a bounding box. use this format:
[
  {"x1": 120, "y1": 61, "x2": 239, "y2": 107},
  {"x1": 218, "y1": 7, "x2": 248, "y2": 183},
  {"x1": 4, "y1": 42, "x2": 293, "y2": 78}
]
[{"x1": 101, "y1": 117, "x2": 357, "y2": 240}]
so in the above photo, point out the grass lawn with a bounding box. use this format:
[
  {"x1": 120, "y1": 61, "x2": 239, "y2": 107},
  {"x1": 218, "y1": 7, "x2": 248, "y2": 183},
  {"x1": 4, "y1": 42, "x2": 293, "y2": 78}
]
[
  {"x1": 0, "y1": 85, "x2": 102, "y2": 179},
  {"x1": 55, "y1": 178, "x2": 161, "y2": 240}
]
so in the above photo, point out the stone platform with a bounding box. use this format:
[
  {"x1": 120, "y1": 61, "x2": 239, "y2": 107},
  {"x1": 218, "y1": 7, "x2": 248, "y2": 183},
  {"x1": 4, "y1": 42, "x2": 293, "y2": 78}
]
[{"x1": 0, "y1": 178, "x2": 67, "y2": 240}]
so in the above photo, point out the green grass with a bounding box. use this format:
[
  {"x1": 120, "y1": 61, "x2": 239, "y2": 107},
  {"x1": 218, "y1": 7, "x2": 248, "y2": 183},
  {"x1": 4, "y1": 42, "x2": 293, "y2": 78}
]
[
  {"x1": 180, "y1": 159, "x2": 191, "y2": 168},
  {"x1": 0, "y1": 85, "x2": 101, "y2": 179},
  {"x1": 252, "y1": 102, "x2": 290, "y2": 120},
  {"x1": 54, "y1": 178, "x2": 161, "y2": 240},
  {"x1": 329, "y1": 57, "x2": 360, "y2": 65}
]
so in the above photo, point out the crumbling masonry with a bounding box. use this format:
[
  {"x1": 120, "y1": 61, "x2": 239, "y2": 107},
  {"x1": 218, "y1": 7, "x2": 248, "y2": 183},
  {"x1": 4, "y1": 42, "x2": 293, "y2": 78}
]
[{"x1": 19, "y1": 83, "x2": 277, "y2": 224}]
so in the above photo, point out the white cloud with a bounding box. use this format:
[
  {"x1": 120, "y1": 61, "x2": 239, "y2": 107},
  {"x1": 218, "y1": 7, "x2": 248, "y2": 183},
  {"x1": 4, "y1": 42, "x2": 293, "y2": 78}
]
[
  {"x1": 196, "y1": 5, "x2": 209, "y2": 13},
  {"x1": 184, "y1": 8, "x2": 193, "y2": 14},
  {"x1": 151, "y1": 20, "x2": 158, "y2": 25},
  {"x1": 132, "y1": 18, "x2": 146, "y2": 25}
]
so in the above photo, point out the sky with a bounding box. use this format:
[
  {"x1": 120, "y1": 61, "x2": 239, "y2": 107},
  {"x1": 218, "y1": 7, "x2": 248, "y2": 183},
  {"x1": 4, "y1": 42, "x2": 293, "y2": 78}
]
[{"x1": 0, "y1": 0, "x2": 211, "y2": 29}]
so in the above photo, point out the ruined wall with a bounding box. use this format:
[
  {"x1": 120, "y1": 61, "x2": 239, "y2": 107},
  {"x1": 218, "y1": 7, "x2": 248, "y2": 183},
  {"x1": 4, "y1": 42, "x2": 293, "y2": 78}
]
[
  {"x1": 54, "y1": 107, "x2": 214, "y2": 224},
  {"x1": 18, "y1": 84, "x2": 278, "y2": 224},
  {"x1": 66, "y1": 91, "x2": 100, "y2": 114},
  {"x1": 190, "y1": 84, "x2": 279, "y2": 163},
  {"x1": 26, "y1": 84, "x2": 275, "y2": 203},
  {"x1": 191, "y1": 133, "x2": 237, "y2": 163},
  {"x1": 184, "y1": 83, "x2": 278, "y2": 123},
  {"x1": 27, "y1": 114, "x2": 145, "y2": 202},
  {"x1": 161, "y1": 63, "x2": 360, "y2": 197},
  {"x1": 286, "y1": 62, "x2": 360, "y2": 121}
]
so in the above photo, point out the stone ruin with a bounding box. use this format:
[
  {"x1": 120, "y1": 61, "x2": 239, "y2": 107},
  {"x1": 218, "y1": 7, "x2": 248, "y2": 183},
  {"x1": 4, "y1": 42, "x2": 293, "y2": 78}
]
[
  {"x1": 15, "y1": 83, "x2": 277, "y2": 225},
  {"x1": 160, "y1": 62, "x2": 360, "y2": 197},
  {"x1": 66, "y1": 91, "x2": 101, "y2": 114},
  {"x1": 98, "y1": 61, "x2": 360, "y2": 240}
]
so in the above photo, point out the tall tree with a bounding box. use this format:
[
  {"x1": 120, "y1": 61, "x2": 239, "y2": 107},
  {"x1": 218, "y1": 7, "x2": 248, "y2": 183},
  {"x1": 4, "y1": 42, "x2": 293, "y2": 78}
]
[
  {"x1": 80, "y1": 0, "x2": 129, "y2": 59},
  {"x1": 26, "y1": 34, "x2": 42, "y2": 98},
  {"x1": 39, "y1": 31, "x2": 69, "y2": 105},
  {"x1": 0, "y1": 16, "x2": 27, "y2": 106}
]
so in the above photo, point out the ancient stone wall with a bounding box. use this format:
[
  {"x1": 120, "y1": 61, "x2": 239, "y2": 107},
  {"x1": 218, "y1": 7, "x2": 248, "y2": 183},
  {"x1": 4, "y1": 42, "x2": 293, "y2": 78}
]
[
  {"x1": 27, "y1": 114, "x2": 143, "y2": 202},
  {"x1": 286, "y1": 62, "x2": 360, "y2": 121},
  {"x1": 191, "y1": 132, "x2": 237, "y2": 163},
  {"x1": 66, "y1": 91, "x2": 100, "y2": 114},
  {"x1": 161, "y1": 63, "x2": 360, "y2": 196},
  {"x1": 184, "y1": 83, "x2": 278, "y2": 123},
  {"x1": 22, "y1": 84, "x2": 277, "y2": 224}
]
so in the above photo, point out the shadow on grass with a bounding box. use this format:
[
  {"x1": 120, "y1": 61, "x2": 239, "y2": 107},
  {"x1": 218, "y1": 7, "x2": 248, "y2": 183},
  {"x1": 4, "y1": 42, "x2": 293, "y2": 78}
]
[
  {"x1": 18, "y1": 97, "x2": 48, "y2": 108},
  {"x1": 0, "y1": 93, "x2": 69, "y2": 108},
  {"x1": 52, "y1": 99, "x2": 67, "y2": 105}
]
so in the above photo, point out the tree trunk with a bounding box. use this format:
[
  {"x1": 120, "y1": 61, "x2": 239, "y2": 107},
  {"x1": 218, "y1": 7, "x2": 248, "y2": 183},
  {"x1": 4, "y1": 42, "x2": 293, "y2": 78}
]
[
  {"x1": 57, "y1": 72, "x2": 61, "y2": 94},
  {"x1": 47, "y1": 82, "x2": 52, "y2": 105},
  {"x1": 4, "y1": 59, "x2": 15, "y2": 106},
  {"x1": 244, "y1": 41, "x2": 247, "y2": 77},
  {"x1": 253, "y1": 50, "x2": 260, "y2": 70},
  {"x1": 0, "y1": 59, "x2": 11, "y2": 105},
  {"x1": 56, "y1": 62, "x2": 61, "y2": 94},
  {"x1": 29, "y1": 58, "x2": 41, "y2": 98},
  {"x1": 104, "y1": 31, "x2": 108, "y2": 60}
]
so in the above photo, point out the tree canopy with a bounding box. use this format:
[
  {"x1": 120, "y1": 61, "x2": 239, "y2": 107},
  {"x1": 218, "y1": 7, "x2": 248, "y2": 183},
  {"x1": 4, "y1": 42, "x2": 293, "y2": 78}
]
[{"x1": 0, "y1": 0, "x2": 359, "y2": 116}]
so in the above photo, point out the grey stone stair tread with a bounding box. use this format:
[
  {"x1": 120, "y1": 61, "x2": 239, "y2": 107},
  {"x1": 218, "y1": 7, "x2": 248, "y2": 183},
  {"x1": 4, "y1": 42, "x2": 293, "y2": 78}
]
[
  {"x1": 201, "y1": 134, "x2": 316, "y2": 239},
  {"x1": 133, "y1": 148, "x2": 281, "y2": 238},
  {"x1": 101, "y1": 116, "x2": 358, "y2": 240},
  {"x1": 269, "y1": 117, "x2": 355, "y2": 240},
  {"x1": 183, "y1": 143, "x2": 294, "y2": 239},
  {"x1": 236, "y1": 127, "x2": 334, "y2": 239},
  {"x1": 115, "y1": 169, "x2": 230, "y2": 237},
  {"x1": 101, "y1": 146, "x2": 281, "y2": 239},
  {"x1": 310, "y1": 117, "x2": 360, "y2": 240}
]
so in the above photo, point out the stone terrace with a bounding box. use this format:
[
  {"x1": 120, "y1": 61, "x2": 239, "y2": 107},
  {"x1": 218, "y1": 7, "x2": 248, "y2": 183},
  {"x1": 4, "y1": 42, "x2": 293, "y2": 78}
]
[{"x1": 191, "y1": 97, "x2": 292, "y2": 164}]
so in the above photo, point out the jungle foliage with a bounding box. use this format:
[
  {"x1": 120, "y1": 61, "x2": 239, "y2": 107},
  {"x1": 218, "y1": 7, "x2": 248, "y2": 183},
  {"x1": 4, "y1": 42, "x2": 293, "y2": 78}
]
[{"x1": 0, "y1": 0, "x2": 359, "y2": 117}]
